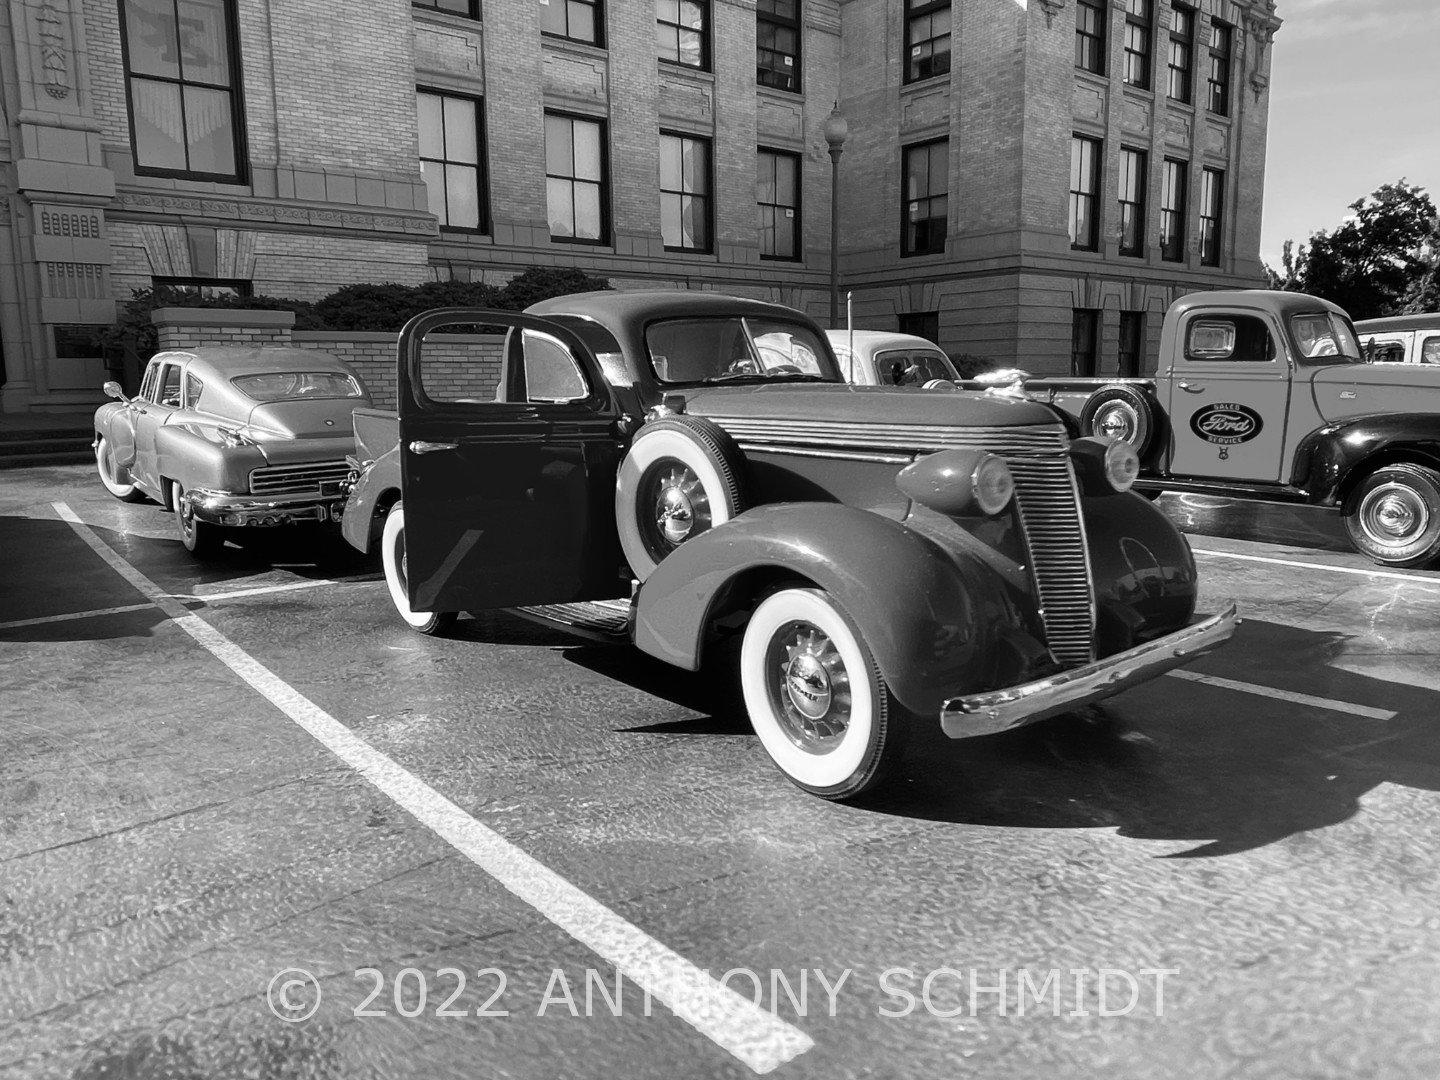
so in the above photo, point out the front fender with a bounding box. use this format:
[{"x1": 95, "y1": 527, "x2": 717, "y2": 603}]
[
  {"x1": 154, "y1": 425, "x2": 264, "y2": 493},
  {"x1": 633, "y1": 502, "x2": 1053, "y2": 718},
  {"x1": 341, "y1": 446, "x2": 401, "y2": 553},
  {"x1": 1081, "y1": 490, "x2": 1198, "y2": 653},
  {"x1": 95, "y1": 402, "x2": 137, "y2": 468},
  {"x1": 1292, "y1": 414, "x2": 1440, "y2": 506}
]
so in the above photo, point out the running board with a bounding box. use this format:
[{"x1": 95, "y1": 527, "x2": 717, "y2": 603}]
[
  {"x1": 1133, "y1": 477, "x2": 1329, "y2": 507},
  {"x1": 511, "y1": 599, "x2": 632, "y2": 642}
]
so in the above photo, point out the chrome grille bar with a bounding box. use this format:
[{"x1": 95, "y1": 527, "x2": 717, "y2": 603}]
[{"x1": 249, "y1": 460, "x2": 352, "y2": 496}]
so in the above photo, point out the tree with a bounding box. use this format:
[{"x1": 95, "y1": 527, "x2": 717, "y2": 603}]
[{"x1": 1267, "y1": 181, "x2": 1437, "y2": 319}]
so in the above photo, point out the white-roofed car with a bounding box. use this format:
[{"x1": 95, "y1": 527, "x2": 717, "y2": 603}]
[{"x1": 826, "y1": 330, "x2": 961, "y2": 388}]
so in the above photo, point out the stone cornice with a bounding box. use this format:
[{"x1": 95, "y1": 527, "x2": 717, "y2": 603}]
[{"x1": 111, "y1": 189, "x2": 439, "y2": 238}]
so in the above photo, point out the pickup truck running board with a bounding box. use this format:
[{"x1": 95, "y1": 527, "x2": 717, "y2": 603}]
[
  {"x1": 1135, "y1": 478, "x2": 1330, "y2": 507},
  {"x1": 512, "y1": 599, "x2": 632, "y2": 643}
]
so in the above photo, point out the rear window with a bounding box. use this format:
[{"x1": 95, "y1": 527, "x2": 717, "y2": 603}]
[{"x1": 232, "y1": 372, "x2": 363, "y2": 402}]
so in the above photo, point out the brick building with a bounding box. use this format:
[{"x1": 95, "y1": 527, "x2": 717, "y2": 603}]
[{"x1": 0, "y1": 0, "x2": 1280, "y2": 412}]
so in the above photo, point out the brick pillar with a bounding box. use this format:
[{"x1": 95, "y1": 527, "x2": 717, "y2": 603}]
[{"x1": 150, "y1": 308, "x2": 296, "y2": 350}]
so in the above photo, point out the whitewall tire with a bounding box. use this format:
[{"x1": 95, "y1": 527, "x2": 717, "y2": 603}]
[
  {"x1": 382, "y1": 503, "x2": 457, "y2": 635},
  {"x1": 739, "y1": 587, "x2": 902, "y2": 800},
  {"x1": 95, "y1": 436, "x2": 142, "y2": 502}
]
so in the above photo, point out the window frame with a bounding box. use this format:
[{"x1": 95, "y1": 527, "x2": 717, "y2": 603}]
[
  {"x1": 900, "y1": 138, "x2": 949, "y2": 258},
  {"x1": 1123, "y1": 0, "x2": 1152, "y2": 89},
  {"x1": 417, "y1": 87, "x2": 491, "y2": 235},
  {"x1": 118, "y1": 0, "x2": 248, "y2": 183},
  {"x1": 1075, "y1": 0, "x2": 1107, "y2": 76},
  {"x1": 1069, "y1": 134, "x2": 1102, "y2": 253},
  {"x1": 412, "y1": 0, "x2": 478, "y2": 18},
  {"x1": 1118, "y1": 146, "x2": 1147, "y2": 258},
  {"x1": 1207, "y1": 18, "x2": 1232, "y2": 116},
  {"x1": 544, "y1": 110, "x2": 611, "y2": 246},
  {"x1": 904, "y1": 0, "x2": 952, "y2": 86},
  {"x1": 1199, "y1": 166, "x2": 1224, "y2": 267},
  {"x1": 1186, "y1": 314, "x2": 1276, "y2": 363},
  {"x1": 541, "y1": 0, "x2": 605, "y2": 48},
  {"x1": 1160, "y1": 157, "x2": 1189, "y2": 263},
  {"x1": 659, "y1": 130, "x2": 714, "y2": 254},
  {"x1": 657, "y1": 0, "x2": 710, "y2": 71},
  {"x1": 1072, "y1": 309, "x2": 1100, "y2": 377},
  {"x1": 1168, "y1": 3, "x2": 1195, "y2": 104},
  {"x1": 156, "y1": 362, "x2": 184, "y2": 408},
  {"x1": 757, "y1": 147, "x2": 802, "y2": 262},
  {"x1": 757, "y1": 0, "x2": 802, "y2": 94}
]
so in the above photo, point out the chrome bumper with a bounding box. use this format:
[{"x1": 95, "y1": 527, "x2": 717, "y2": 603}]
[
  {"x1": 941, "y1": 602, "x2": 1240, "y2": 739},
  {"x1": 184, "y1": 488, "x2": 343, "y2": 527}
]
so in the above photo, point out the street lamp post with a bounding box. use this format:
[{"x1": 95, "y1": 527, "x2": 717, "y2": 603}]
[{"x1": 823, "y1": 103, "x2": 849, "y2": 327}]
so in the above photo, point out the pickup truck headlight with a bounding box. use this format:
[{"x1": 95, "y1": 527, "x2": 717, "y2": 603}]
[
  {"x1": 897, "y1": 448, "x2": 1015, "y2": 517},
  {"x1": 1071, "y1": 436, "x2": 1140, "y2": 494}
]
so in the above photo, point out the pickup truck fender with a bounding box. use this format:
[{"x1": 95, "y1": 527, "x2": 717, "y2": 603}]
[
  {"x1": 1292, "y1": 414, "x2": 1440, "y2": 507},
  {"x1": 342, "y1": 445, "x2": 401, "y2": 553},
  {"x1": 153, "y1": 424, "x2": 265, "y2": 497},
  {"x1": 633, "y1": 502, "x2": 1054, "y2": 719}
]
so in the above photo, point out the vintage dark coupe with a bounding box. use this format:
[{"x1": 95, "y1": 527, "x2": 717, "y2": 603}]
[
  {"x1": 94, "y1": 347, "x2": 370, "y2": 555},
  {"x1": 341, "y1": 292, "x2": 1237, "y2": 800}
]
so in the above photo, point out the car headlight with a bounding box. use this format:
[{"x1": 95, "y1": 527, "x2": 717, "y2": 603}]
[
  {"x1": 897, "y1": 449, "x2": 1015, "y2": 517},
  {"x1": 972, "y1": 454, "x2": 1015, "y2": 515},
  {"x1": 1104, "y1": 439, "x2": 1140, "y2": 492}
]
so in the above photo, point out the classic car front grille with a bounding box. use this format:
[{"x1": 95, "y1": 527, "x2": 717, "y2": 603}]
[
  {"x1": 249, "y1": 460, "x2": 352, "y2": 497},
  {"x1": 706, "y1": 418, "x2": 1096, "y2": 667}
]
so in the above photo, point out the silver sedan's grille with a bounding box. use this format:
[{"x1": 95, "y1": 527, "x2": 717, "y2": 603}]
[
  {"x1": 249, "y1": 460, "x2": 352, "y2": 497},
  {"x1": 705, "y1": 417, "x2": 1096, "y2": 667}
]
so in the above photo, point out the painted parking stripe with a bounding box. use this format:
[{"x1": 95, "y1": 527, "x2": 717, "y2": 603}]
[
  {"x1": 0, "y1": 602, "x2": 157, "y2": 632},
  {"x1": 1166, "y1": 670, "x2": 1396, "y2": 721},
  {"x1": 1192, "y1": 547, "x2": 1440, "y2": 586},
  {"x1": 50, "y1": 502, "x2": 812, "y2": 1075},
  {"x1": 186, "y1": 576, "x2": 378, "y2": 603}
]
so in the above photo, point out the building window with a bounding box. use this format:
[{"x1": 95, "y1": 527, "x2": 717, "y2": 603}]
[
  {"x1": 660, "y1": 131, "x2": 712, "y2": 252},
  {"x1": 1075, "y1": 0, "x2": 1106, "y2": 75},
  {"x1": 1200, "y1": 167, "x2": 1224, "y2": 267},
  {"x1": 1118, "y1": 147, "x2": 1146, "y2": 258},
  {"x1": 1069, "y1": 135, "x2": 1101, "y2": 252},
  {"x1": 119, "y1": 0, "x2": 245, "y2": 181},
  {"x1": 757, "y1": 0, "x2": 801, "y2": 93},
  {"x1": 545, "y1": 113, "x2": 608, "y2": 244},
  {"x1": 1160, "y1": 157, "x2": 1188, "y2": 262},
  {"x1": 1072, "y1": 309, "x2": 1100, "y2": 376},
  {"x1": 152, "y1": 276, "x2": 252, "y2": 298},
  {"x1": 414, "y1": 0, "x2": 476, "y2": 18},
  {"x1": 904, "y1": 0, "x2": 951, "y2": 85},
  {"x1": 53, "y1": 325, "x2": 108, "y2": 360},
  {"x1": 897, "y1": 312, "x2": 940, "y2": 344},
  {"x1": 542, "y1": 0, "x2": 602, "y2": 46},
  {"x1": 758, "y1": 148, "x2": 800, "y2": 261},
  {"x1": 657, "y1": 1, "x2": 708, "y2": 69},
  {"x1": 1168, "y1": 3, "x2": 1194, "y2": 104},
  {"x1": 418, "y1": 90, "x2": 488, "y2": 232},
  {"x1": 1118, "y1": 311, "x2": 1144, "y2": 376},
  {"x1": 901, "y1": 139, "x2": 948, "y2": 257},
  {"x1": 1207, "y1": 19, "x2": 1232, "y2": 115},
  {"x1": 1123, "y1": 0, "x2": 1152, "y2": 89}
]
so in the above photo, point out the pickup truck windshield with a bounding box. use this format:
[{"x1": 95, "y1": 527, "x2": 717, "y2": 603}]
[
  {"x1": 232, "y1": 372, "x2": 364, "y2": 401},
  {"x1": 1292, "y1": 313, "x2": 1363, "y2": 363},
  {"x1": 645, "y1": 317, "x2": 841, "y2": 385}
]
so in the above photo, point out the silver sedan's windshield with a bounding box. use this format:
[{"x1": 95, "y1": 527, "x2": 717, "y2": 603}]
[{"x1": 645, "y1": 317, "x2": 841, "y2": 385}]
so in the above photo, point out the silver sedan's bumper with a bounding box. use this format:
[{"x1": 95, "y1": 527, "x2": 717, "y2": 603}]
[
  {"x1": 184, "y1": 488, "x2": 344, "y2": 527},
  {"x1": 941, "y1": 602, "x2": 1240, "y2": 739}
]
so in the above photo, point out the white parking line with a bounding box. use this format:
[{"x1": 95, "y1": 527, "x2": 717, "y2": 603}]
[
  {"x1": 50, "y1": 502, "x2": 811, "y2": 1075},
  {"x1": 1167, "y1": 670, "x2": 1396, "y2": 720},
  {"x1": 186, "y1": 577, "x2": 377, "y2": 603},
  {"x1": 1192, "y1": 547, "x2": 1440, "y2": 585},
  {"x1": 0, "y1": 602, "x2": 157, "y2": 632}
]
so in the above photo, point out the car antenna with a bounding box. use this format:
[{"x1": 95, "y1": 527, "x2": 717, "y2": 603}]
[{"x1": 847, "y1": 291, "x2": 855, "y2": 382}]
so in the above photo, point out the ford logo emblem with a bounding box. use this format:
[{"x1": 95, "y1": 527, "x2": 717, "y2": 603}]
[{"x1": 1190, "y1": 402, "x2": 1263, "y2": 446}]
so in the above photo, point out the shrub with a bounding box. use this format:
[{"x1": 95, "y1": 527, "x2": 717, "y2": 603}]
[
  {"x1": 495, "y1": 266, "x2": 611, "y2": 311},
  {"x1": 310, "y1": 280, "x2": 503, "y2": 331}
]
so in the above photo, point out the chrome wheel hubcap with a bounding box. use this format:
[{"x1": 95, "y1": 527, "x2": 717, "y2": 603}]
[
  {"x1": 1360, "y1": 483, "x2": 1429, "y2": 548},
  {"x1": 1096, "y1": 403, "x2": 1137, "y2": 443},
  {"x1": 640, "y1": 461, "x2": 712, "y2": 561},
  {"x1": 766, "y1": 621, "x2": 851, "y2": 754}
]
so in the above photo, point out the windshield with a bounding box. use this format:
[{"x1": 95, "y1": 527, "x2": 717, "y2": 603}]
[
  {"x1": 645, "y1": 317, "x2": 840, "y2": 385},
  {"x1": 1291, "y1": 312, "x2": 1362, "y2": 363},
  {"x1": 232, "y1": 371, "x2": 364, "y2": 402},
  {"x1": 873, "y1": 349, "x2": 958, "y2": 386}
]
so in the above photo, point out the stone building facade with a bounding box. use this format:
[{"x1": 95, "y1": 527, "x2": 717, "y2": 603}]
[{"x1": 0, "y1": 0, "x2": 1279, "y2": 412}]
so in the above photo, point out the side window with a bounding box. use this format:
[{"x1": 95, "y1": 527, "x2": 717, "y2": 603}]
[
  {"x1": 1420, "y1": 336, "x2": 1440, "y2": 365},
  {"x1": 157, "y1": 364, "x2": 183, "y2": 407},
  {"x1": 422, "y1": 326, "x2": 590, "y2": 407},
  {"x1": 139, "y1": 362, "x2": 160, "y2": 403},
  {"x1": 1185, "y1": 315, "x2": 1273, "y2": 363},
  {"x1": 521, "y1": 331, "x2": 589, "y2": 403},
  {"x1": 184, "y1": 372, "x2": 205, "y2": 408}
]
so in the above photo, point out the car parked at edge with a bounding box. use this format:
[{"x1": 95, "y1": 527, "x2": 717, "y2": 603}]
[
  {"x1": 826, "y1": 330, "x2": 961, "y2": 387},
  {"x1": 992, "y1": 290, "x2": 1440, "y2": 568},
  {"x1": 340, "y1": 292, "x2": 1236, "y2": 801},
  {"x1": 94, "y1": 347, "x2": 370, "y2": 556},
  {"x1": 1356, "y1": 312, "x2": 1440, "y2": 366}
]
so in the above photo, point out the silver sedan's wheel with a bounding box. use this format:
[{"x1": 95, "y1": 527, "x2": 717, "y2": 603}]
[
  {"x1": 739, "y1": 587, "x2": 902, "y2": 800},
  {"x1": 95, "y1": 436, "x2": 142, "y2": 502},
  {"x1": 1345, "y1": 464, "x2": 1440, "y2": 568},
  {"x1": 381, "y1": 503, "x2": 457, "y2": 635}
]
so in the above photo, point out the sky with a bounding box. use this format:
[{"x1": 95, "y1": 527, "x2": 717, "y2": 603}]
[{"x1": 1261, "y1": 0, "x2": 1440, "y2": 269}]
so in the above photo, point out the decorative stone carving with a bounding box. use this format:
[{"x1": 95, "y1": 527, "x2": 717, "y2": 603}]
[
  {"x1": 1243, "y1": 4, "x2": 1281, "y2": 101},
  {"x1": 1037, "y1": 0, "x2": 1067, "y2": 29},
  {"x1": 36, "y1": 1, "x2": 71, "y2": 100}
]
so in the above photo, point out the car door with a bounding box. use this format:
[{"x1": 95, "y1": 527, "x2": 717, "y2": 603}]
[
  {"x1": 1165, "y1": 310, "x2": 1290, "y2": 482},
  {"x1": 108, "y1": 361, "x2": 157, "y2": 471},
  {"x1": 132, "y1": 360, "x2": 185, "y2": 494},
  {"x1": 398, "y1": 309, "x2": 629, "y2": 614}
]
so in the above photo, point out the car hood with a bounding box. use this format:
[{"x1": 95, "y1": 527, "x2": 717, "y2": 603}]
[
  {"x1": 680, "y1": 382, "x2": 1063, "y2": 428},
  {"x1": 1315, "y1": 362, "x2": 1440, "y2": 393}
]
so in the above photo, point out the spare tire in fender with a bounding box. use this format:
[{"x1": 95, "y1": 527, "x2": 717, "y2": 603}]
[
  {"x1": 615, "y1": 416, "x2": 746, "y2": 581},
  {"x1": 1079, "y1": 385, "x2": 1156, "y2": 459}
]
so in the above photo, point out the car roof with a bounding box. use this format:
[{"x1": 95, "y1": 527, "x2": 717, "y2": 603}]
[
  {"x1": 151, "y1": 347, "x2": 354, "y2": 378},
  {"x1": 526, "y1": 289, "x2": 816, "y2": 326},
  {"x1": 1168, "y1": 289, "x2": 1351, "y2": 321},
  {"x1": 1354, "y1": 312, "x2": 1440, "y2": 333},
  {"x1": 826, "y1": 330, "x2": 947, "y2": 354}
]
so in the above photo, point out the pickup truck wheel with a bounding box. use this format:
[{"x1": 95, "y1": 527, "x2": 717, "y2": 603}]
[
  {"x1": 616, "y1": 417, "x2": 745, "y2": 581},
  {"x1": 381, "y1": 504, "x2": 457, "y2": 635},
  {"x1": 95, "y1": 436, "x2": 143, "y2": 502},
  {"x1": 1080, "y1": 386, "x2": 1155, "y2": 458},
  {"x1": 739, "y1": 587, "x2": 904, "y2": 800},
  {"x1": 173, "y1": 482, "x2": 225, "y2": 557},
  {"x1": 1345, "y1": 464, "x2": 1440, "y2": 568}
]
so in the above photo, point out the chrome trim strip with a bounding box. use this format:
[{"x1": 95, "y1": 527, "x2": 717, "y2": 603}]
[
  {"x1": 941, "y1": 603, "x2": 1241, "y2": 738},
  {"x1": 736, "y1": 442, "x2": 915, "y2": 465},
  {"x1": 707, "y1": 417, "x2": 1069, "y2": 455}
]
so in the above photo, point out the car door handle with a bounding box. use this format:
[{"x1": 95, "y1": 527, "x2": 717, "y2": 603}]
[
  {"x1": 408, "y1": 440, "x2": 458, "y2": 455},
  {"x1": 1177, "y1": 382, "x2": 1205, "y2": 393}
]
